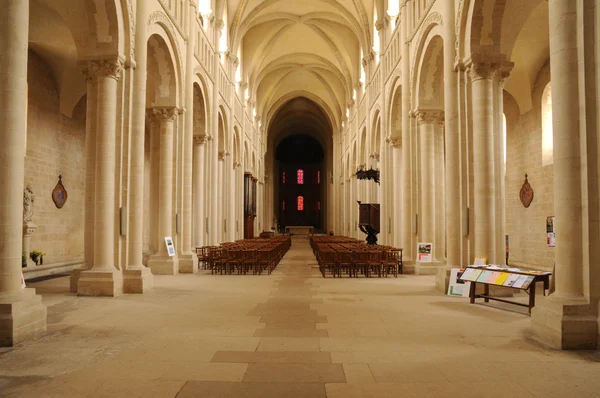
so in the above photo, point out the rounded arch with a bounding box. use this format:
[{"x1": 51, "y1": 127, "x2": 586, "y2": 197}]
[
  {"x1": 388, "y1": 79, "x2": 403, "y2": 140},
  {"x1": 265, "y1": 91, "x2": 337, "y2": 134},
  {"x1": 457, "y1": 0, "x2": 507, "y2": 61},
  {"x1": 217, "y1": 106, "x2": 229, "y2": 152},
  {"x1": 147, "y1": 19, "x2": 184, "y2": 108},
  {"x1": 192, "y1": 83, "x2": 207, "y2": 137},
  {"x1": 359, "y1": 127, "x2": 368, "y2": 167},
  {"x1": 412, "y1": 23, "x2": 444, "y2": 110}
]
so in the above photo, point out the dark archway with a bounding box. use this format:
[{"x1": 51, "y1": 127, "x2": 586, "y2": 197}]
[{"x1": 275, "y1": 135, "x2": 325, "y2": 231}]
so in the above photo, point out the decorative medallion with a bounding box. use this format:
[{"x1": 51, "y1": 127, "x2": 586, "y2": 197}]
[
  {"x1": 519, "y1": 174, "x2": 534, "y2": 208},
  {"x1": 52, "y1": 175, "x2": 68, "y2": 209}
]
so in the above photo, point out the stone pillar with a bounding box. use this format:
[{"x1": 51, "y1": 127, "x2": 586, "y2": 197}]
[
  {"x1": 180, "y1": 1, "x2": 197, "y2": 274},
  {"x1": 148, "y1": 112, "x2": 160, "y2": 253},
  {"x1": 416, "y1": 110, "x2": 442, "y2": 247},
  {"x1": 437, "y1": 0, "x2": 461, "y2": 291},
  {"x1": 148, "y1": 108, "x2": 180, "y2": 275},
  {"x1": 229, "y1": 162, "x2": 237, "y2": 241},
  {"x1": 531, "y1": 0, "x2": 598, "y2": 350},
  {"x1": 123, "y1": 0, "x2": 154, "y2": 292},
  {"x1": 400, "y1": 4, "x2": 413, "y2": 261},
  {"x1": 467, "y1": 53, "x2": 504, "y2": 264},
  {"x1": 77, "y1": 59, "x2": 124, "y2": 297},
  {"x1": 71, "y1": 66, "x2": 97, "y2": 292},
  {"x1": 390, "y1": 139, "x2": 402, "y2": 248},
  {"x1": 217, "y1": 151, "x2": 225, "y2": 241},
  {"x1": 0, "y1": 0, "x2": 47, "y2": 346},
  {"x1": 209, "y1": 140, "x2": 219, "y2": 245},
  {"x1": 193, "y1": 136, "x2": 207, "y2": 248}
]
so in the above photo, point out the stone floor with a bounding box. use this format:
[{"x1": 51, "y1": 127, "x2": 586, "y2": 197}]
[{"x1": 1, "y1": 237, "x2": 599, "y2": 397}]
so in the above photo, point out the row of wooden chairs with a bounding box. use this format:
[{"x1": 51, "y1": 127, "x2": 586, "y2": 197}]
[
  {"x1": 195, "y1": 237, "x2": 291, "y2": 275},
  {"x1": 311, "y1": 238, "x2": 402, "y2": 278}
]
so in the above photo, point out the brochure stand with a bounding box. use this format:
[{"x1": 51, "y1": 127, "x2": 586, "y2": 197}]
[{"x1": 459, "y1": 266, "x2": 552, "y2": 314}]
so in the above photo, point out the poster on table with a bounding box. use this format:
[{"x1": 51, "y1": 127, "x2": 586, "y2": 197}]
[
  {"x1": 417, "y1": 242, "x2": 433, "y2": 262},
  {"x1": 546, "y1": 216, "x2": 555, "y2": 247},
  {"x1": 447, "y1": 268, "x2": 470, "y2": 297},
  {"x1": 164, "y1": 236, "x2": 176, "y2": 256}
]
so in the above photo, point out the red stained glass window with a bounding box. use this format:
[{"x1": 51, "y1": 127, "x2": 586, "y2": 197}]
[
  {"x1": 297, "y1": 169, "x2": 304, "y2": 185},
  {"x1": 317, "y1": 201, "x2": 321, "y2": 210},
  {"x1": 317, "y1": 170, "x2": 321, "y2": 184},
  {"x1": 282, "y1": 200, "x2": 286, "y2": 210},
  {"x1": 297, "y1": 196, "x2": 304, "y2": 211},
  {"x1": 282, "y1": 172, "x2": 286, "y2": 184}
]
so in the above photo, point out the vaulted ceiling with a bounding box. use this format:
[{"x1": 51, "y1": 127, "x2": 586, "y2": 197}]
[{"x1": 222, "y1": 0, "x2": 377, "y2": 136}]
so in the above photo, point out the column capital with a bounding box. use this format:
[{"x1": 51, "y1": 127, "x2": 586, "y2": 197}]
[
  {"x1": 152, "y1": 107, "x2": 179, "y2": 122},
  {"x1": 193, "y1": 135, "x2": 207, "y2": 146},
  {"x1": 89, "y1": 59, "x2": 123, "y2": 81},
  {"x1": 218, "y1": 150, "x2": 226, "y2": 161},
  {"x1": 388, "y1": 137, "x2": 402, "y2": 148},
  {"x1": 370, "y1": 153, "x2": 380, "y2": 162},
  {"x1": 416, "y1": 109, "x2": 444, "y2": 125},
  {"x1": 466, "y1": 51, "x2": 513, "y2": 82}
]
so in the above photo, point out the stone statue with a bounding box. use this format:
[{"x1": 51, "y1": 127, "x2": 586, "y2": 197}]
[{"x1": 23, "y1": 185, "x2": 34, "y2": 223}]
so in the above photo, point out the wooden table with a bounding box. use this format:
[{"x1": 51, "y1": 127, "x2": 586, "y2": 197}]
[{"x1": 460, "y1": 267, "x2": 551, "y2": 314}]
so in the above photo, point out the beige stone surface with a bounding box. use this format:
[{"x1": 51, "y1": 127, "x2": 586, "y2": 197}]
[{"x1": 1, "y1": 238, "x2": 599, "y2": 397}]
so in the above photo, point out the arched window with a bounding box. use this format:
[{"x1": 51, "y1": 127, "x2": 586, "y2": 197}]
[
  {"x1": 542, "y1": 83, "x2": 553, "y2": 166},
  {"x1": 297, "y1": 196, "x2": 304, "y2": 211},
  {"x1": 317, "y1": 201, "x2": 321, "y2": 211},
  {"x1": 387, "y1": 0, "x2": 400, "y2": 30},
  {"x1": 282, "y1": 171, "x2": 286, "y2": 184},
  {"x1": 317, "y1": 170, "x2": 321, "y2": 184},
  {"x1": 297, "y1": 169, "x2": 304, "y2": 185}
]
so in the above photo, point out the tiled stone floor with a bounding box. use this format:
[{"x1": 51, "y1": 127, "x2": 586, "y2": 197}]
[{"x1": 1, "y1": 237, "x2": 599, "y2": 397}]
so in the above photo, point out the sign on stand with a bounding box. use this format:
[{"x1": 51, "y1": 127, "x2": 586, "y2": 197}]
[
  {"x1": 164, "y1": 237, "x2": 176, "y2": 256},
  {"x1": 447, "y1": 268, "x2": 470, "y2": 297},
  {"x1": 417, "y1": 242, "x2": 433, "y2": 262}
]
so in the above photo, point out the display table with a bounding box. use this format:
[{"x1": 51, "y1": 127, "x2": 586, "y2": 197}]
[
  {"x1": 459, "y1": 266, "x2": 552, "y2": 314},
  {"x1": 286, "y1": 226, "x2": 313, "y2": 235}
]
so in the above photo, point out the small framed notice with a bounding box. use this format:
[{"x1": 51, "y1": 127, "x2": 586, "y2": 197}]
[
  {"x1": 417, "y1": 242, "x2": 433, "y2": 262},
  {"x1": 164, "y1": 237, "x2": 176, "y2": 256},
  {"x1": 546, "y1": 216, "x2": 555, "y2": 247}
]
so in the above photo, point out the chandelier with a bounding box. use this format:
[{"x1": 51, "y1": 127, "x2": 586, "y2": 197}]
[{"x1": 356, "y1": 167, "x2": 380, "y2": 184}]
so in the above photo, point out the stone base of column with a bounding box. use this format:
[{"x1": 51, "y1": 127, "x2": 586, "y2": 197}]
[
  {"x1": 77, "y1": 268, "x2": 123, "y2": 297},
  {"x1": 178, "y1": 252, "x2": 197, "y2": 274},
  {"x1": 0, "y1": 289, "x2": 47, "y2": 347},
  {"x1": 435, "y1": 267, "x2": 452, "y2": 293},
  {"x1": 530, "y1": 295, "x2": 598, "y2": 350},
  {"x1": 69, "y1": 267, "x2": 89, "y2": 293},
  {"x1": 123, "y1": 267, "x2": 154, "y2": 294},
  {"x1": 148, "y1": 254, "x2": 179, "y2": 275},
  {"x1": 415, "y1": 260, "x2": 443, "y2": 276}
]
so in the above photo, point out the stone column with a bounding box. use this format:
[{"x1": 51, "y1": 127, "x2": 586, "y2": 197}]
[
  {"x1": 148, "y1": 108, "x2": 180, "y2": 275},
  {"x1": 531, "y1": 0, "x2": 597, "y2": 350},
  {"x1": 123, "y1": 0, "x2": 154, "y2": 292},
  {"x1": 193, "y1": 136, "x2": 206, "y2": 248},
  {"x1": 217, "y1": 151, "x2": 225, "y2": 241},
  {"x1": 468, "y1": 53, "x2": 504, "y2": 264},
  {"x1": 437, "y1": 0, "x2": 461, "y2": 291},
  {"x1": 148, "y1": 112, "x2": 160, "y2": 253},
  {"x1": 229, "y1": 162, "x2": 237, "y2": 241},
  {"x1": 77, "y1": 59, "x2": 124, "y2": 297},
  {"x1": 390, "y1": 139, "x2": 402, "y2": 248},
  {"x1": 179, "y1": 0, "x2": 197, "y2": 274},
  {"x1": 401, "y1": 4, "x2": 413, "y2": 261},
  {"x1": 0, "y1": 0, "x2": 47, "y2": 346},
  {"x1": 71, "y1": 66, "x2": 97, "y2": 292},
  {"x1": 416, "y1": 110, "x2": 443, "y2": 249},
  {"x1": 209, "y1": 140, "x2": 219, "y2": 244}
]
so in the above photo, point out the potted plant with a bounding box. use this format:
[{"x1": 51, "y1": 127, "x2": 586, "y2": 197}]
[
  {"x1": 22, "y1": 252, "x2": 27, "y2": 268},
  {"x1": 29, "y1": 250, "x2": 45, "y2": 265}
]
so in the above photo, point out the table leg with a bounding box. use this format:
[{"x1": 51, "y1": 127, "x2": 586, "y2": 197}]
[
  {"x1": 484, "y1": 284, "x2": 490, "y2": 302},
  {"x1": 529, "y1": 282, "x2": 536, "y2": 314},
  {"x1": 469, "y1": 282, "x2": 476, "y2": 304}
]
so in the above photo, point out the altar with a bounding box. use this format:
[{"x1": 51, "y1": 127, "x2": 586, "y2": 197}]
[{"x1": 286, "y1": 226, "x2": 313, "y2": 235}]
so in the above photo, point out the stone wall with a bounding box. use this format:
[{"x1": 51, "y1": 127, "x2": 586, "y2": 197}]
[
  {"x1": 24, "y1": 50, "x2": 86, "y2": 265},
  {"x1": 504, "y1": 63, "x2": 554, "y2": 271}
]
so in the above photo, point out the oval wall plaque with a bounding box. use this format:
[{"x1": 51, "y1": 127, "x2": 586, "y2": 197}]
[
  {"x1": 52, "y1": 175, "x2": 68, "y2": 209},
  {"x1": 519, "y1": 174, "x2": 534, "y2": 208}
]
